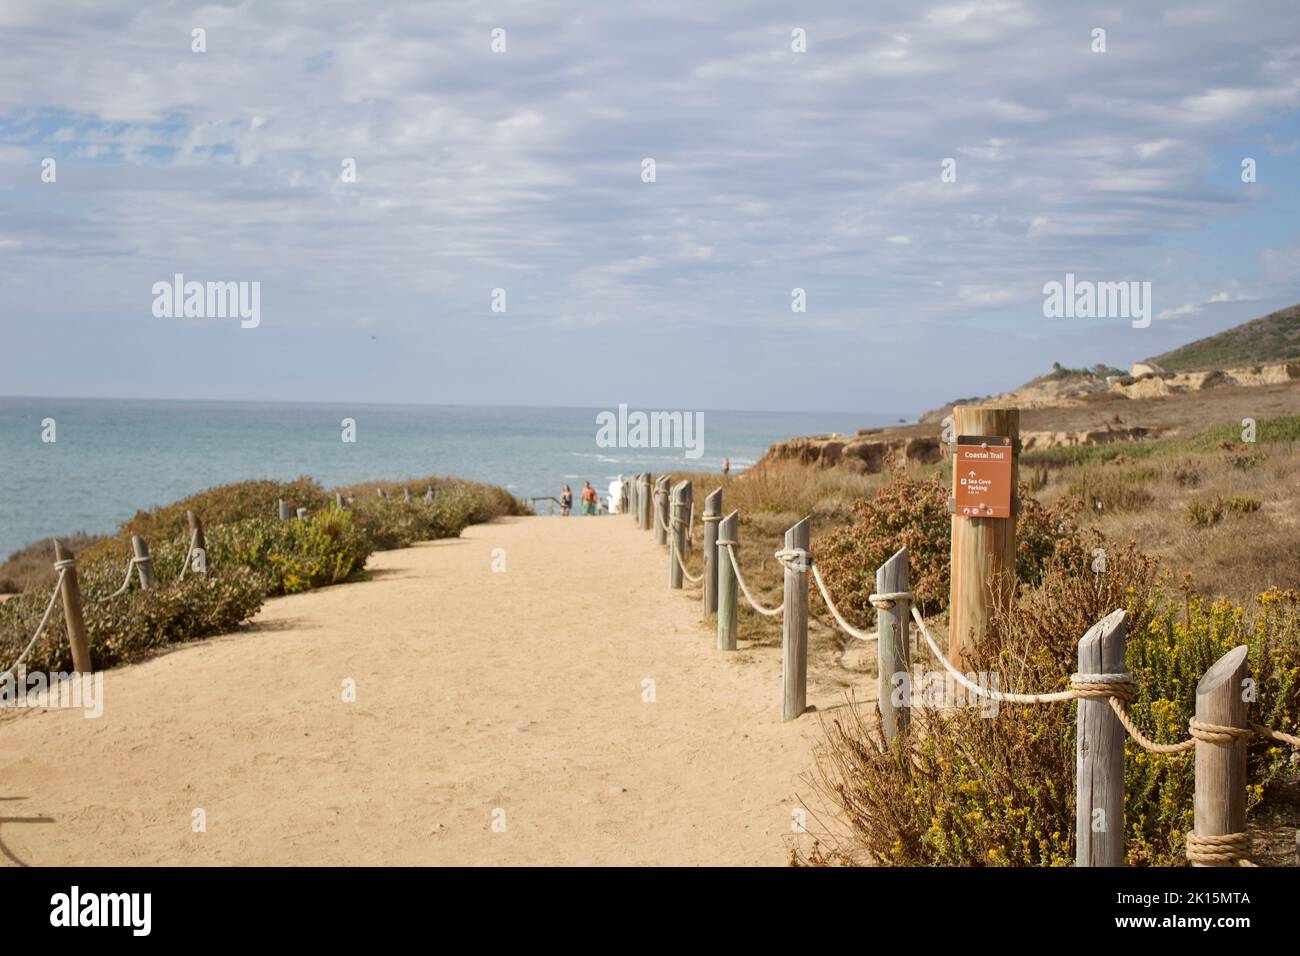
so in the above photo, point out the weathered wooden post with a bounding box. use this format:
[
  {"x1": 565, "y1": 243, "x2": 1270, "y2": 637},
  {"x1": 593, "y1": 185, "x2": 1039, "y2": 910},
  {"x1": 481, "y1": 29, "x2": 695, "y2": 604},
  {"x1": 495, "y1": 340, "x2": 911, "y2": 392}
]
[
  {"x1": 716, "y1": 511, "x2": 739, "y2": 651},
  {"x1": 669, "y1": 482, "x2": 686, "y2": 588},
  {"x1": 876, "y1": 547, "x2": 911, "y2": 746},
  {"x1": 948, "y1": 405, "x2": 1019, "y2": 664},
  {"x1": 640, "y1": 474, "x2": 654, "y2": 531},
  {"x1": 296, "y1": 507, "x2": 308, "y2": 520},
  {"x1": 186, "y1": 510, "x2": 207, "y2": 576},
  {"x1": 52, "y1": 540, "x2": 92, "y2": 672},
  {"x1": 425, "y1": 485, "x2": 435, "y2": 501},
  {"x1": 702, "y1": 488, "x2": 722, "y2": 615},
  {"x1": 377, "y1": 487, "x2": 387, "y2": 499},
  {"x1": 131, "y1": 536, "x2": 157, "y2": 590},
  {"x1": 782, "y1": 516, "x2": 811, "y2": 721},
  {"x1": 335, "y1": 493, "x2": 347, "y2": 510},
  {"x1": 404, "y1": 487, "x2": 412, "y2": 503},
  {"x1": 630, "y1": 474, "x2": 640, "y2": 525},
  {"x1": 1075, "y1": 609, "x2": 1129, "y2": 867},
  {"x1": 278, "y1": 499, "x2": 292, "y2": 520},
  {"x1": 654, "y1": 475, "x2": 670, "y2": 546},
  {"x1": 1191, "y1": 645, "x2": 1251, "y2": 867}
]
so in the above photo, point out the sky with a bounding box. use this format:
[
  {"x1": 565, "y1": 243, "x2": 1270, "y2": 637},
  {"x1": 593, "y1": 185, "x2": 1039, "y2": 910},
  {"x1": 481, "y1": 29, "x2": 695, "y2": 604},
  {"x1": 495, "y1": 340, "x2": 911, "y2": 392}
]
[{"x1": 0, "y1": 0, "x2": 1298, "y2": 416}]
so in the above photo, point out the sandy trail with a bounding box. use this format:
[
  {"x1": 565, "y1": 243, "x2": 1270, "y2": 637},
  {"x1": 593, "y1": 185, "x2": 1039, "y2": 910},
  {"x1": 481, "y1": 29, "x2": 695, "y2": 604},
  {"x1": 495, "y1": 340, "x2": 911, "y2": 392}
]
[{"x1": 0, "y1": 515, "x2": 840, "y2": 866}]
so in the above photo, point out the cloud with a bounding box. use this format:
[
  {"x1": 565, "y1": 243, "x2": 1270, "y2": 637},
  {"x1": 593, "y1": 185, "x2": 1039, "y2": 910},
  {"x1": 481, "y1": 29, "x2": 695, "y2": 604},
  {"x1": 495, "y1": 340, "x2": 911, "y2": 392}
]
[{"x1": 0, "y1": 0, "x2": 1297, "y2": 409}]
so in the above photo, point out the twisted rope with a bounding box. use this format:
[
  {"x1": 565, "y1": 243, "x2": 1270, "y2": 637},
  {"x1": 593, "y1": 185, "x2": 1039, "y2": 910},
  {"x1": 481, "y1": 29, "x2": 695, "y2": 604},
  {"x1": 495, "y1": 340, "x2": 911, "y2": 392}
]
[
  {"x1": 92, "y1": 556, "x2": 140, "y2": 603},
  {"x1": 1186, "y1": 832, "x2": 1255, "y2": 867},
  {"x1": 177, "y1": 528, "x2": 200, "y2": 580},
  {"x1": 668, "y1": 530, "x2": 703, "y2": 584},
  {"x1": 809, "y1": 562, "x2": 878, "y2": 642},
  {"x1": 1, "y1": 568, "x2": 68, "y2": 679},
  {"x1": 718, "y1": 541, "x2": 783, "y2": 617}
]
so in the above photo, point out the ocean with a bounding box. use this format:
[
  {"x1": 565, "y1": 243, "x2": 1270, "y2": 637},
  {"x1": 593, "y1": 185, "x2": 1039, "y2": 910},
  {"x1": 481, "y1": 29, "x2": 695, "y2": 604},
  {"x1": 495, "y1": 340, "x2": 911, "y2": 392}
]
[{"x1": 0, "y1": 397, "x2": 899, "y2": 558}]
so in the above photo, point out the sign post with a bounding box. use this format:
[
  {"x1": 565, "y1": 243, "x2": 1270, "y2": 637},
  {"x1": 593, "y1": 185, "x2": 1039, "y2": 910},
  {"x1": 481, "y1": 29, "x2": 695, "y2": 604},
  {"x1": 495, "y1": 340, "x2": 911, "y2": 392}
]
[{"x1": 948, "y1": 406, "x2": 1019, "y2": 665}]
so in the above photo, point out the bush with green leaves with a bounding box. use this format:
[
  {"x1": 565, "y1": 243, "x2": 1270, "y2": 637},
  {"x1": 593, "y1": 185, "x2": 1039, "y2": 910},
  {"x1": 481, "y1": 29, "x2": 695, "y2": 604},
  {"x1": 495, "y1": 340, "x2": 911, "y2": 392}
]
[
  {"x1": 801, "y1": 542, "x2": 1300, "y2": 867},
  {"x1": 139, "y1": 508, "x2": 374, "y2": 596},
  {"x1": 0, "y1": 561, "x2": 265, "y2": 675},
  {"x1": 810, "y1": 472, "x2": 1085, "y2": 629}
]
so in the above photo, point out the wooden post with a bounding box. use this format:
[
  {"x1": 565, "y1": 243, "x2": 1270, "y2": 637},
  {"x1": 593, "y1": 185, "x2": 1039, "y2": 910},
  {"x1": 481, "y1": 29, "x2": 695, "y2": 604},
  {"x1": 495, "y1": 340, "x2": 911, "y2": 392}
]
[
  {"x1": 1075, "y1": 608, "x2": 1129, "y2": 867},
  {"x1": 296, "y1": 507, "x2": 308, "y2": 521},
  {"x1": 186, "y1": 510, "x2": 207, "y2": 576},
  {"x1": 131, "y1": 536, "x2": 157, "y2": 590},
  {"x1": 716, "y1": 511, "x2": 739, "y2": 651},
  {"x1": 377, "y1": 487, "x2": 387, "y2": 499},
  {"x1": 404, "y1": 487, "x2": 412, "y2": 503},
  {"x1": 335, "y1": 493, "x2": 347, "y2": 510},
  {"x1": 702, "y1": 488, "x2": 722, "y2": 616},
  {"x1": 52, "y1": 540, "x2": 92, "y2": 672},
  {"x1": 425, "y1": 485, "x2": 434, "y2": 501},
  {"x1": 278, "y1": 499, "x2": 292, "y2": 520},
  {"x1": 640, "y1": 474, "x2": 654, "y2": 531},
  {"x1": 948, "y1": 405, "x2": 1019, "y2": 664},
  {"x1": 669, "y1": 483, "x2": 685, "y2": 588},
  {"x1": 654, "y1": 475, "x2": 670, "y2": 546},
  {"x1": 782, "y1": 516, "x2": 810, "y2": 721},
  {"x1": 1192, "y1": 645, "x2": 1250, "y2": 867},
  {"x1": 876, "y1": 547, "x2": 911, "y2": 746}
]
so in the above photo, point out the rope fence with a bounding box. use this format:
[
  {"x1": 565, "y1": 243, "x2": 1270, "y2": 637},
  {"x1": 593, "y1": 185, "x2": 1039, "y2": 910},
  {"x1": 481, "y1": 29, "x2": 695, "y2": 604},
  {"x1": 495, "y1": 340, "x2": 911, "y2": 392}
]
[{"x1": 628, "y1": 474, "x2": 1298, "y2": 868}]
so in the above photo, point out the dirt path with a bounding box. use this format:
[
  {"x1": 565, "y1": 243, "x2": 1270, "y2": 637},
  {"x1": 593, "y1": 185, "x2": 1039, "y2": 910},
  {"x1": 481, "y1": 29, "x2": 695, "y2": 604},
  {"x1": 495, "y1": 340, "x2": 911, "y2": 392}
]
[{"x1": 1, "y1": 515, "x2": 837, "y2": 866}]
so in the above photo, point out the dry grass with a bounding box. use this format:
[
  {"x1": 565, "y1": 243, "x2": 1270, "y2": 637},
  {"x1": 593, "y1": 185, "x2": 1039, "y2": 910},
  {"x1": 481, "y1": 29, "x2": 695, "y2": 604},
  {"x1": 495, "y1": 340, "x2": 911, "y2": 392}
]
[{"x1": 1036, "y1": 441, "x2": 1300, "y2": 604}]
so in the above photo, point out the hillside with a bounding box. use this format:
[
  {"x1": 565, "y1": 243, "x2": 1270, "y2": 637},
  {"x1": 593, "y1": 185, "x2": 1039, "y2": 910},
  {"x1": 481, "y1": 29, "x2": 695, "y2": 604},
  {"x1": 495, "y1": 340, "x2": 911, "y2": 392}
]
[{"x1": 1147, "y1": 302, "x2": 1300, "y2": 372}]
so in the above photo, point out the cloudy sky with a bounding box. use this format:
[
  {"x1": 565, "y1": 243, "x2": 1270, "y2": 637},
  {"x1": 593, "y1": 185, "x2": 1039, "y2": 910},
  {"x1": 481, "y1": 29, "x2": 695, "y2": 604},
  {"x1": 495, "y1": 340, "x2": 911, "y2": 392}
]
[{"x1": 1, "y1": 0, "x2": 1297, "y2": 415}]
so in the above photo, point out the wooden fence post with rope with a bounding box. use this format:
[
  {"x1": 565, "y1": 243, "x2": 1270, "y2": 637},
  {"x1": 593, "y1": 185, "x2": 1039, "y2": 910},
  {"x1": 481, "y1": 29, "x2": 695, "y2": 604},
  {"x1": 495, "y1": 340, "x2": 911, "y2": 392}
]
[
  {"x1": 781, "y1": 516, "x2": 810, "y2": 721},
  {"x1": 716, "y1": 511, "x2": 739, "y2": 651},
  {"x1": 131, "y1": 536, "x2": 157, "y2": 591},
  {"x1": 640, "y1": 474, "x2": 653, "y2": 532},
  {"x1": 1190, "y1": 645, "x2": 1250, "y2": 867},
  {"x1": 1075, "y1": 608, "x2": 1129, "y2": 867},
  {"x1": 655, "y1": 476, "x2": 670, "y2": 547},
  {"x1": 876, "y1": 547, "x2": 910, "y2": 746},
  {"x1": 52, "y1": 539, "x2": 93, "y2": 673},
  {"x1": 702, "y1": 488, "x2": 722, "y2": 615},
  {"x1": 669, "y1": 481, "x2": 689, "y2": 589},
  {"x1": 187, "y1": 510, "x2": 207, "y2": 576},
  {"x1": 278, "y1": 499, "x2": 292, "y2": 520}
]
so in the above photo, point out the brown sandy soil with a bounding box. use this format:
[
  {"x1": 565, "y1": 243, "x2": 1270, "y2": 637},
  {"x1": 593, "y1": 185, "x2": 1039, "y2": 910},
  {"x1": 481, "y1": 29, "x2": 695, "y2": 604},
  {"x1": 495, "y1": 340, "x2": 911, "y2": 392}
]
[{"x1": 0, "y1": 515, "x2": 864, "y2": 866}]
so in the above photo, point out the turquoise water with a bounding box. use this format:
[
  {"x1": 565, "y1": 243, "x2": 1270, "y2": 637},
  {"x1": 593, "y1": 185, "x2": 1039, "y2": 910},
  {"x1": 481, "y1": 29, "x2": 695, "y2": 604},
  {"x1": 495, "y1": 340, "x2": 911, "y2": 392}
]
[{"x1": 0, "y1": 397, "x2": 898, "y2": 558}]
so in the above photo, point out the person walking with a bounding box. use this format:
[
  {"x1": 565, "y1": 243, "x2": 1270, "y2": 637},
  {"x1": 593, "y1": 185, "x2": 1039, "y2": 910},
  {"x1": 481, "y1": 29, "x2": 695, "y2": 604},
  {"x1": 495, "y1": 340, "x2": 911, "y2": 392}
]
[
  {"x1": 560, "y1": 484, "x2": 573, "y2": 516},
  {"x1": 721, "y1": 457, "x2": 731, "y2": 477},
  {"x1": 580, "y1": 481, "x2": 598, "y2": 515}
]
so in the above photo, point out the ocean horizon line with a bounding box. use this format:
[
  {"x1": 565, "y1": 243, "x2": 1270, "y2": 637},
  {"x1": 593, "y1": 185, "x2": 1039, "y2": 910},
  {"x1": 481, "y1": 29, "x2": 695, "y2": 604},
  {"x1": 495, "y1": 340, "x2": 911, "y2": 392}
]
[{"x1": 0, "y1": 393, "x2": 916, "y2": 424}]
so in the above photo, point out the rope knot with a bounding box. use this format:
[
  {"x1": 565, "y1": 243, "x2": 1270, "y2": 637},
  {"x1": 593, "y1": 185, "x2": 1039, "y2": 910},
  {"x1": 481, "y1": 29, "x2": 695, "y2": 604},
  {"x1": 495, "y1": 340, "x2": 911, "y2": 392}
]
[
  {"x1": 868, "y1": 591, "x2": 913, "y2": 609},
  {"x1": 1185, "y1": 831, "x2": 1252, "y2": 866},
  {"x1": 53, "y1": 558, "x2": 77, "y2": 571},
  {"x1": 773, "y1": 548, "x2": 810, "y2": 572},
  {"x1": 1188, "y1": 718, "x2": 1254, "y2": 745},
  {"x1": 1068, "y1": 672, "x2": 1136, "y2": 702}
]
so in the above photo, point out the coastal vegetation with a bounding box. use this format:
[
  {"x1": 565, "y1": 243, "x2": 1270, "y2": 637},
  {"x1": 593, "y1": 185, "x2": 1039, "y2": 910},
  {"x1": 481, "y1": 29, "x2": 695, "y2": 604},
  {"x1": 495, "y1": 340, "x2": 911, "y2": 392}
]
[
  {"x1": 0, "y1": 475, "x2": 525, "y2": 674},
  {"x1": 662, "y1": 411, "x2": 1300, "y2": 866}
]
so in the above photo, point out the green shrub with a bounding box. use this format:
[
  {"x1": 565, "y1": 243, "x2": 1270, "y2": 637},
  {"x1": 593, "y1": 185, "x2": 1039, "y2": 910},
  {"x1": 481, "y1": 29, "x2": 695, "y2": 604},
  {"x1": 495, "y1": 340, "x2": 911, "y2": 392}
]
[
  {"x1": 801, "y1": 543, "x2": 1300, "y2": 867},
  {"x1": 80, "y1": 477, "x2": 329, "y2": 566},
  {"x1": 811, "y1": 473, "x2": 1085, "y2": 629},
  {"x1": 0, "y1": 563, "x2": 265, "y2": 674}
]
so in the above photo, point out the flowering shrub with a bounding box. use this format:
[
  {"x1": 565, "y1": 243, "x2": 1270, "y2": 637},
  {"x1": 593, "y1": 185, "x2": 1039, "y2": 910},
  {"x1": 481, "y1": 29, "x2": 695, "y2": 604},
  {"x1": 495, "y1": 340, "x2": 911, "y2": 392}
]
[
  {"x1": 800, "y1": 541, "x2": 1300, "y2": 867},
  {"x1": 810, "y1": 473, "x2": 1084, "y2": 629}
]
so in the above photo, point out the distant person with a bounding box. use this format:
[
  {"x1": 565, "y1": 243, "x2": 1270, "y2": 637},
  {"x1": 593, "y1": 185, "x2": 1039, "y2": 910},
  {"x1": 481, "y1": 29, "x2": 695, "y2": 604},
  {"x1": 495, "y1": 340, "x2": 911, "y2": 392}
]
[
  {"x1": 722, "y1": 457, "x2": 731, "y2": 477},
  {"x1": 560, "y1": 484, "x2": 573, "y2": 516},
  {"x1": 581, "y1": 481, "x2": 598, "y2": 515}
]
